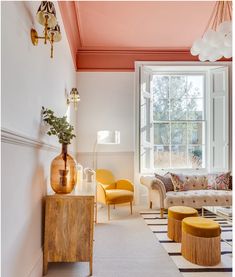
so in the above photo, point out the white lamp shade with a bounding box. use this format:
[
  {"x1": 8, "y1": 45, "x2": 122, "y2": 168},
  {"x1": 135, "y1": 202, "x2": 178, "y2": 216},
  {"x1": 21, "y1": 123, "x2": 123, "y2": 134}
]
[{"x1": 97, "y1": 130, "x2": 120, "y2": 145}]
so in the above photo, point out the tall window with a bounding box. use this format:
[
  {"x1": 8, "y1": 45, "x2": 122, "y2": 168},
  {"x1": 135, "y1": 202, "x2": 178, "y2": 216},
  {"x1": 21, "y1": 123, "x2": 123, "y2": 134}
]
[
  {"x1": 152, "y1": 74, "x2": 205, "y2": 169},
  {"x1": 139, "y1": 65, "x2": 229, "y2": 174}
]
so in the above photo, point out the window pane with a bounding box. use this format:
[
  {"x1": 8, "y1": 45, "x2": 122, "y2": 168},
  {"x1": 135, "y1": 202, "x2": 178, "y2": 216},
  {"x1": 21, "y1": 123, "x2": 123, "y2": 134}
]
[
  {"x1": 171, "y1": 123, "x2": 187, "y2": 145},
  {"x1": 188, "y1": 145, "x2": 204, "y2": 168},
  {"x1": 152, "y1": 75, "x2": 169, "y2": 99},
  {"x1": 171, "y1": 145, "x2": 187, "y2": 168},
  {"x1": 153, "y1": 99, "x2": 169, "y2": 121},
  {"x1": 154, "y1": 145, "x2": 170, "y2": 169},
  {"x1": 187, "y1": 76, "x2": 204, "y2": 98},
  {"x1": 154, "y1": 123, "x2": 170, "y2": 144},
  {"x1": 170, "y1": 99, "x2": 187, "y2": 120},
  {"x1": 187, "y1": 99, "x2": 204, "y2": 120},
  {"x1": 188, "y1": 123, "x2": 204, "y2": 144},
  {"x1": 170, "y1": 76, "x2": 187, "y2": 98}
]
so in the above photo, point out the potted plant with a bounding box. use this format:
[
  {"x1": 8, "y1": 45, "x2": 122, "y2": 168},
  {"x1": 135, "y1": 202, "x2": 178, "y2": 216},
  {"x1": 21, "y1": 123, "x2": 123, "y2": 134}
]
[{"x1": 42, "y1": 106, "x2": 77, "y2": 194}]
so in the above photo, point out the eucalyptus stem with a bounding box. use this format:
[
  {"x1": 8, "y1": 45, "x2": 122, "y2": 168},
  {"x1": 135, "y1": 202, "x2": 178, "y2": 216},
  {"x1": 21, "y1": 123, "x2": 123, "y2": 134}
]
[{"x1": 41, "y1": 106, "x2": 76, "y2": 145}]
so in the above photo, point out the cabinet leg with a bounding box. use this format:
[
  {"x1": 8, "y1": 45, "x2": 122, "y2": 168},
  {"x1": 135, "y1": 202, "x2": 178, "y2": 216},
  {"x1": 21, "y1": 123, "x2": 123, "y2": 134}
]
[
  {"x1": 43, "y1": 258, "x2": 48, "y2": 276},
  {"x1": 89, "y1": 259, "x2": 93, "y2": 276}
]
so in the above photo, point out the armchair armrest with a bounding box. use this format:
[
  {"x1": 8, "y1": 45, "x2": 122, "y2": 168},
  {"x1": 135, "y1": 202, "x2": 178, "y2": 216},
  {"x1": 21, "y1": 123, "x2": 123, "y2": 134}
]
[
  {"x1": 97, "y1": 183, "x2": 107, "y2": 204},
  {"x1": 116, "y1": 179, "x2": 134, "y2": 192}
]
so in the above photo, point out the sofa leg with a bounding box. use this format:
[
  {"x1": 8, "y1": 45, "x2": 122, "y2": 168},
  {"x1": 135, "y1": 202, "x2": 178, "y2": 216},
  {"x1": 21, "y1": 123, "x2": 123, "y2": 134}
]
[
  {"x1": 149, "y1": 201, "x2": 153, "y2": 209},
  {"x1": 160, "y1": 208, "x2": 164, "y2": 218}
]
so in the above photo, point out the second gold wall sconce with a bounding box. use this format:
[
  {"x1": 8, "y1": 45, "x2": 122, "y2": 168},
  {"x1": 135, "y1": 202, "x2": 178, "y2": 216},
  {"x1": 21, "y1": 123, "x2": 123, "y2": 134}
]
[{"x1": 67, "y1": 88, "x2": 81, "y2": 111}]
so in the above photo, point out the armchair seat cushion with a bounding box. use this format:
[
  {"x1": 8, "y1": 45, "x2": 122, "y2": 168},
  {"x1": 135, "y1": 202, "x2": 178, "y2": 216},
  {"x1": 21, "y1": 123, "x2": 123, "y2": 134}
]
[
  {"x1": 165, "y1": 190, "x2": 232, "y2": 209},
  {"x1": 106, "y1": 189, "x2": 134, "y2": 204}
]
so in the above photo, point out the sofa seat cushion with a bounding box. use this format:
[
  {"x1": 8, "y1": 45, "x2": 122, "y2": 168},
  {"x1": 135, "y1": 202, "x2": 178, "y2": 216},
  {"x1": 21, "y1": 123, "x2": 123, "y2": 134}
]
[
  {"x1": 105, "y1": 189, "x2": 133, "y2": 204},
  {"x1": 165, "y1": 190, "x2": 232, "y2": 209}
]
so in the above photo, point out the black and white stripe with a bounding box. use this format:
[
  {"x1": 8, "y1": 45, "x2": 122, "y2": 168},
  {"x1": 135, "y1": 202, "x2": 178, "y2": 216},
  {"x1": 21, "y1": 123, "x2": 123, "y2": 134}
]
[{"x1": 140, "y1": 210, "x2": 232, "y2": 277}]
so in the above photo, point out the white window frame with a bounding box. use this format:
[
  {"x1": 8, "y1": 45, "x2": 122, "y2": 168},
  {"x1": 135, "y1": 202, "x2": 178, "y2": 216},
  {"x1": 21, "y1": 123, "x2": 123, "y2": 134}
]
[{"x1": 134, "y1": 61, "x2": 232, "y2": 176}]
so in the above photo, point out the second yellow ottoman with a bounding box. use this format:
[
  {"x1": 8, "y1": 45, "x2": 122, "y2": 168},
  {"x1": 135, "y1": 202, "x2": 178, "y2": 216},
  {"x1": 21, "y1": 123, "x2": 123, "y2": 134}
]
[
  {"x1": 181, "y1": 217, "x2": 221, "y2": 266},
  {"x1": 168, "y1": 206, "x2": 198, "y2": 242}
]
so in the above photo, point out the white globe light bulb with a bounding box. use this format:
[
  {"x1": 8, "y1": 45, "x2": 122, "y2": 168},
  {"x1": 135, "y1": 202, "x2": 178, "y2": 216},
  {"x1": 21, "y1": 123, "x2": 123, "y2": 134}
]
[
  {"x1": 192, "y1": 38, "x2": 205, "y2": 52},
  {"x1": 190, "y1": 47, "x2": 199, "y2": 56},
  {"x1": 224, "y1": 33, "x2": 232, "y2": 47},
  {"x1": 198, "y1": 53, "x2": 208, "y2": 62},
  {"x1": 209, "y1": 32, "x2": 224, "y2": 47},
  {"x1": 222, "y1": 47, "x2": 232, "y2": 59},
  {"x1": 218, "y1": 21, "x2": 232, "y2": 35},
  {"x1": 203, "y1": 29, "x2": 217, "y2": 42}
]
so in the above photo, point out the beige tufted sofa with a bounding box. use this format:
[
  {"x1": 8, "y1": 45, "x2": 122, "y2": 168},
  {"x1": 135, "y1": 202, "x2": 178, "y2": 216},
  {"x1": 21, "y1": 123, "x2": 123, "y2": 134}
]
[{"x1": 140, "y1": 175, "x2": 232, "y2": 218}]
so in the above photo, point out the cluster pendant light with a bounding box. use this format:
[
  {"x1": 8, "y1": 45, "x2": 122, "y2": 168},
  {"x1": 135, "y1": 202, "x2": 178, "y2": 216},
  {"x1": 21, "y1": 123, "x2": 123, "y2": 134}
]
[{"x1": 190, "y1": 1, "x2": 232, "y2": 62}]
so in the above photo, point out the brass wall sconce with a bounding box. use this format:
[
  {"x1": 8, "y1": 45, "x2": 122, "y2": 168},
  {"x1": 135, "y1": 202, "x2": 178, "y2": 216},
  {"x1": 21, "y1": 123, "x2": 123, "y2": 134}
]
[
  {"x1": 67, "y1": 88, "x2": 81, "y2": 111},
  {"x1": 30, "y1": 1, "x2": 62, "y2": 58}
]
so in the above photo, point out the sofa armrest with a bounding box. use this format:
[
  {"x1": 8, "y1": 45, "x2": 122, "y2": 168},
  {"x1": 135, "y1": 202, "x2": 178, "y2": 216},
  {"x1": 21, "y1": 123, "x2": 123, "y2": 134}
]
[
  {"x1": 140, "y1": 175, "x2": 166, "y2": 209},
  {"x1": 151, "y1": 178, "x2": 166, "y2": 199}
]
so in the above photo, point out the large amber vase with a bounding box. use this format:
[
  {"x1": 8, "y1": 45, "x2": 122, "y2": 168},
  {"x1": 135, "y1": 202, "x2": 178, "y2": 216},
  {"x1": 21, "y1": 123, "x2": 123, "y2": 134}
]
[{"x1": 50, "y1": 144, "x2": 77, "y2": 194}]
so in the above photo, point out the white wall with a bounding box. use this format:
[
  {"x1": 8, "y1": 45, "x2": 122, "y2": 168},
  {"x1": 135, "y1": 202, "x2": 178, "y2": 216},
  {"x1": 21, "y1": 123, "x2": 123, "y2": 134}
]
[
  {"x1": 76, "y1": 72, "x2": 135, "y2": 181},
  {"x1": 1, "y1": 2, "x2": 77, "y2": 276}
]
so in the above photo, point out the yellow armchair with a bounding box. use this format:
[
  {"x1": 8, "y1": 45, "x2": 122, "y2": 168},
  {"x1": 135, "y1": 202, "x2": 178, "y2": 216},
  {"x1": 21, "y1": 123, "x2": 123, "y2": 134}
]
[{"x1": 96, "y1": 169, "x2": 134, "y2": 220}]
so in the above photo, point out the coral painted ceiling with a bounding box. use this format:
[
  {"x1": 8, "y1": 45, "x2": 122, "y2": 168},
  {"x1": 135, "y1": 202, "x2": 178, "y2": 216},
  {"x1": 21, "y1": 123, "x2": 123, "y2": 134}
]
[{"x1": 59, "y1": 1, "x2": 218, "y2": 71}]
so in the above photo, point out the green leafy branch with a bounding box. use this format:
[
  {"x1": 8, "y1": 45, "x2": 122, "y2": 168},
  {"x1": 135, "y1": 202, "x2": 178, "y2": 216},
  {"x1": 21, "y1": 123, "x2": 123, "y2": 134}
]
[{"x1": 42, "y1": 106, "x2": 76, "y2": 145}]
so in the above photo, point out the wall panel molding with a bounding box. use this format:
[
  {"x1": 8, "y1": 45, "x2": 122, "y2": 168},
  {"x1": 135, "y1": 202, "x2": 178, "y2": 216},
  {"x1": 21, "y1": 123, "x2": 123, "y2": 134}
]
[{"x1": 1, "y1": 128, "x2": 59, "y2": 152}]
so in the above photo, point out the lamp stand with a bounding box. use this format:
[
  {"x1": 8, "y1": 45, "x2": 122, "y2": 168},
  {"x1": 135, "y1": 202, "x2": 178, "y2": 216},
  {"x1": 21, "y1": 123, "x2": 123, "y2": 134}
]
[{"x1": 93, "y1": 140, "x2": 98, "y2": 170}]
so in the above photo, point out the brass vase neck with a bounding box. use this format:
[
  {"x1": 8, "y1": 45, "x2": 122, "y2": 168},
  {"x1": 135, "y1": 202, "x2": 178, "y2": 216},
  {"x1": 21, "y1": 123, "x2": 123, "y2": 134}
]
[{"x1": 61, "y1": 144, "x2": 68, "y2": 154}]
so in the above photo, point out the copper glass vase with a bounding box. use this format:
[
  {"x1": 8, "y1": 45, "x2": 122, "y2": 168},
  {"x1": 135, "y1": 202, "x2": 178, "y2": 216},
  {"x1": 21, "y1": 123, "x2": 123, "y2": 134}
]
[{"x1": 50, "y1": 144, "x2": 77, "y2": 194}]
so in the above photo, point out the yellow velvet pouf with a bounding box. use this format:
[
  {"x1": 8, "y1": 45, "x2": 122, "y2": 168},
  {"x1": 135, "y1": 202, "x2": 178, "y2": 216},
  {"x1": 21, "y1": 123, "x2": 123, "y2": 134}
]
[
  {"x1": 167, "y1": 206, "x2": 198, "y2": 242},
  {"x1": 181, "y1": 217, "x2": 221, "y2": 266}
]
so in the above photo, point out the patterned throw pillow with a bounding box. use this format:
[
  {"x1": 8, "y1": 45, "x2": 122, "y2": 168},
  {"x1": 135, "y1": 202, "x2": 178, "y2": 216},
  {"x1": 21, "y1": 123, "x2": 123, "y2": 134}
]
[
  {"x1": 170, "y1": 173, "x2": 208, "y2": 192},
  {"x1": 169, "y1": 173, "x2": 185, "y2": 191},
  {"x1": 154, "y1": 173, "x2": 174, "y2": 192},
  {"x1": 208, "y1": 172, "x2": 231, "y2": 190}
]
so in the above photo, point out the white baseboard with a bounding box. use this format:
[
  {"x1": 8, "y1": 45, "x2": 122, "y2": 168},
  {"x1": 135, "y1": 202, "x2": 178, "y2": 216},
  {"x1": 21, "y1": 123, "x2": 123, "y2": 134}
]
[{"x1": 28, "y1": 249, "x2": 43, "y2": 277}]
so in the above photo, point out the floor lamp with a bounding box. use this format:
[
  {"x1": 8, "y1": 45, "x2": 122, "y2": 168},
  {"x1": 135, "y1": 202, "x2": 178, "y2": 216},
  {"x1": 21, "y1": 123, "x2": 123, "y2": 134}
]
[{"x1": 93, "y1": 130, "x2": 120, "y2": 170}]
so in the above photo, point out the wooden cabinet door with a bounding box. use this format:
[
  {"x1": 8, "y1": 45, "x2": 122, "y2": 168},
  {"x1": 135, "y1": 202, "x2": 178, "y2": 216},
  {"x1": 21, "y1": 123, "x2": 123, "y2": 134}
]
[{"x1": 44, "y1": 196, "x2": 94, "y2": 263}]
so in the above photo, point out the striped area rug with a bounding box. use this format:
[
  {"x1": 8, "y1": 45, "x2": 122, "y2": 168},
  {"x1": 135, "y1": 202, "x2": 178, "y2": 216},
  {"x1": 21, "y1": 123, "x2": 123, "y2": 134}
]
[{"x1": 140, "y1": 209, "x2": 233, "y2": 277}]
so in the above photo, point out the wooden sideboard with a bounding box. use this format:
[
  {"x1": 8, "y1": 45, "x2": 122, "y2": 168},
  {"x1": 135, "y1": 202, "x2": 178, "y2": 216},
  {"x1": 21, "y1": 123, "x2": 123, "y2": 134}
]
[{"x1": 43, "y1": 183, "x2": 96, "y2": 276}]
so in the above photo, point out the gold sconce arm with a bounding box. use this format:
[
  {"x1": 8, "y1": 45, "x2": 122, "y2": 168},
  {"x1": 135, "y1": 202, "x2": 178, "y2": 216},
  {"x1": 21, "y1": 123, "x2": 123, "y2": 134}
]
[{"x1": 31, "y1": 29, "x2": 49, "y2": 45}]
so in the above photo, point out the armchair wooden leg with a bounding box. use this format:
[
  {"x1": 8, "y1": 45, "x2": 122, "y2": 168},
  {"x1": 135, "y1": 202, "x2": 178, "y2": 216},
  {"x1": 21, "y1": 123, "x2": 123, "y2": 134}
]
[
  {"x1": 149, "y1": 201, "x2": 153, "y2": 209},
  {"x1": 108, "y1": 204, "x2": 110, "y2": 220},
  {"x1": 160, "y1": 208, "x2": 164, "y2": 218},
  {"x1": 130, "y1": 201, "x2": 133, "y2": 215},
  {"x1": 113, "y1": 204, "x2": 115, "y2": 209}
]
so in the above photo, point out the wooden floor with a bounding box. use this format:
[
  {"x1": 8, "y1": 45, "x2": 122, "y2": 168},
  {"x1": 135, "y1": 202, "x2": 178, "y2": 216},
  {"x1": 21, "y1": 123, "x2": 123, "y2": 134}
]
[{"x1": 45, "y1": 205, "x2": 182, "y2": 277}]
